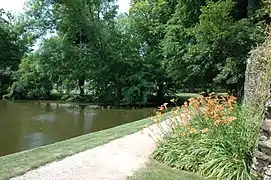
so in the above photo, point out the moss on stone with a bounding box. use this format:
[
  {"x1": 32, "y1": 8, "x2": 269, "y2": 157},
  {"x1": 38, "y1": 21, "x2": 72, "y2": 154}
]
[{"x1": 244, "y1": 30, "x2": 271, "y2": 117}]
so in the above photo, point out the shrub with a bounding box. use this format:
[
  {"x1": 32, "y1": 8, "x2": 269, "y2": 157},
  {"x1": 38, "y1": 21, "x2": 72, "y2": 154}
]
[{"x1": 151, "y1": 94, "x2": 258, "y2": 180}]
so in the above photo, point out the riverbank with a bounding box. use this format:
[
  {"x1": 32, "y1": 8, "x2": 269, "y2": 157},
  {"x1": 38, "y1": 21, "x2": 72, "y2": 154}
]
[
  {"x1": 0, "y1": 100, "x2": 156, "y2": 157},
  {"x1": 10, "y1": 114, "x2": 203, "y2": 180},
  {"x1": 0, "y1": 116, "x2": 158, "y2": 180},
  {"x1": 0, "y1": 112, "x2": 173, "y2": 180},
  {"x1": 3, "y1": 92, "x2": 199, "y2": 109},
  {"x1": 11, "y1": 119, "x2": 166, "y2": 180}
]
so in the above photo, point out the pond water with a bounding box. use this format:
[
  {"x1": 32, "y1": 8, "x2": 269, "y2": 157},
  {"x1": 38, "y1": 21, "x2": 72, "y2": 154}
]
[{"x1": 0, "y1": 100, "x2": 155, "y2": 157}]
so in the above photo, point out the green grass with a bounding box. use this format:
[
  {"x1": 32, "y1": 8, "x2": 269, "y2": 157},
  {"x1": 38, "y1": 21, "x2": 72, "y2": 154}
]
[
  {"x1": 176, "y1": 92, "x2": 228, "y2": 99},
  {"x1": 127, "y1": 160, "x2": 205, "y2": 180},
  {"x1": 0, "y1": 116, "x2": 157, "y2": 180},
  {"x1": 176, "y1": 93, "x2": 201, "y2": 98}
]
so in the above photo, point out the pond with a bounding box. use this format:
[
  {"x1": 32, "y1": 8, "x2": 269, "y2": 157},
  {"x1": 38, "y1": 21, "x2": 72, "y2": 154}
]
[{"x1": 0, "y1": 100, "x2": 155, "y2": 157}]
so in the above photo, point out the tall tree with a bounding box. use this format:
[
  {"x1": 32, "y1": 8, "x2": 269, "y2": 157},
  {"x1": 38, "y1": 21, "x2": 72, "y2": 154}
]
[
  {"x1": 161, "y1": 0, "x2": 205, "y2": 89},
  {"x1": 0, "y1": 9, "x2": 29, "y2": 94},
  {"x1": 162, "y1": 0, "x2": 265, "y2": 95},
  {"x1": 129, "y1": 0, "x2": 177, "y2": 100}
]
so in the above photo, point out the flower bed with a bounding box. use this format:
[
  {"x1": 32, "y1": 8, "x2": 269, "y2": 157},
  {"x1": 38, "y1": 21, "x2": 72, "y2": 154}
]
[{"x1": 149, "y1": 94, "x2": 258, "y2": 179}]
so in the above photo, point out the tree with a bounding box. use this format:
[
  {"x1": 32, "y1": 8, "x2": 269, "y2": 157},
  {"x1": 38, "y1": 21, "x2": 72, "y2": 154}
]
[
  {"x1": 184, "y1": 0, "x2": 264, "y2": 96},
  {"x1": 0, "y1": 9, "x2": 28, "y2": 94},
  {"x1": 161, "y1": 0, "x2": 265, "y2": 95},
  {"x1": 6, "y1": 0, "x2": 266, "y2": 103},
  {"x1": 129, "y1": 0, "x2": 178, "y2": 101},
  {"x1": 161, "y1": 0, "x2": 205, "y2": 89},
  {"x1": 10, "y1": 53, "x2": 53, "y2": 99}
]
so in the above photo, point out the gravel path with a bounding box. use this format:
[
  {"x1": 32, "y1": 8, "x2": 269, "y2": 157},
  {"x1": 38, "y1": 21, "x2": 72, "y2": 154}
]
[{"x1": 11, "y1": 120, "x2": 170, "y2": 180}]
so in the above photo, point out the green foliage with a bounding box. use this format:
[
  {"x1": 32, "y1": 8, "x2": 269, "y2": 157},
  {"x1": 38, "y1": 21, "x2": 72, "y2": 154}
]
[
  {"x1": 0, "y1": 11, "x2": 20, "y2": 72},
  {"x1": 0, "y1": 9, "x2": 28, "y2": 94},
  {"x1": 152, "y1": 98, "x2": 258, "y2": 179},
  {"x1": 161, "y1": 0, "x2": 204, "y2": 88},
  {"x1": 2, "y1": 0, "x2": 268, "y2": 104},
  {"x1": 163, "y1": 0, "x2": 265, "y2": 94},
  {"x1": 9, "y1": 0, "x2": 177, "y2": 104},
  {"x1": 188, "y1": 0, "x2": 264, "y2": 96},
  {"x1": 10, "y1": 53, "x2": 52, "y2": 99},
  {"x1": 129, "y1": 0, "x2": 177, "y2": 98}
]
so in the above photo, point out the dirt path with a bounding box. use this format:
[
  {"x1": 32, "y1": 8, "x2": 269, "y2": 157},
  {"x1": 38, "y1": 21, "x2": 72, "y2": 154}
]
[{"x1": 11, "y1": 120, "x2": 170, "y2": 180}]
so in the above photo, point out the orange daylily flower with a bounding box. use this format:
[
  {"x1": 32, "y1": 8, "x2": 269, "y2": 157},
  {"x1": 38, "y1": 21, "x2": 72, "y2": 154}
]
[
  {"x1": 224, "y1": 116, "x2": 237, "y2": 123},
  {"x1": 200, "y1": 128, "x2": 209, "y2": 134},
  {"x1": 188, "y1": 126, "x2": 198, "y2": 134}
]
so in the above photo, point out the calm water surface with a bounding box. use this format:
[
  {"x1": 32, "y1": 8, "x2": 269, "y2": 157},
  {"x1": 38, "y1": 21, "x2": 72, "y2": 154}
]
[{"x1": 0, "y1": 100, "x2": 155, "y2": 156}]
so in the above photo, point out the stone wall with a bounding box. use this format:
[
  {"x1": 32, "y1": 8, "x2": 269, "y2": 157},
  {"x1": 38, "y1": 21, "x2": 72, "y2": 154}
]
[
  {"x1": 244, "y1": 31, "x2": 271, "y2": 179},
  {"x1": 251, "y1": 81, "x2": 271, "y2": 179},
  {"x1": 243, "y1": 32, "x2": 271, "y2": 116}
]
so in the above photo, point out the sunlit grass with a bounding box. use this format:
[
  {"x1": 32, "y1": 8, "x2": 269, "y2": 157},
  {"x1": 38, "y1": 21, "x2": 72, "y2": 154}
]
[
  {"x1": 176, "y1": 93, "x2": 201, "y2": 98},
  {"x1": 127, "y1": 160, "x2": 205, "y2": 180}
]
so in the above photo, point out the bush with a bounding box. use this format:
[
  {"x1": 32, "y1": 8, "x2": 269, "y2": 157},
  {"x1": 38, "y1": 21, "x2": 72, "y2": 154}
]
[{"x1": 151, "y1": 94, "x2": 258, "y2": 179}]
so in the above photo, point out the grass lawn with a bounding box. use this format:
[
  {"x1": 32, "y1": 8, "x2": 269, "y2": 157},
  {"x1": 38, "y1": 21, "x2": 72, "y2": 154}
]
[
  {"x1": 0, "y1": 116, "x2": 159, "y2": 180},
  {"x1": 176, "y1": 93, "x2": 201, "y2": 98},
  {"x1": 127, "y1": 160, "x2": 205, "y2": 180},
  {"x1": 176, "y1": 92, "x2": 228, "y2": 99}
]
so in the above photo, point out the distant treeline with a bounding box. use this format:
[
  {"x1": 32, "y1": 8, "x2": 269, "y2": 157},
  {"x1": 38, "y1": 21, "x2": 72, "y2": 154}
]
[{"x1": 1, "y1": 0, "x2": 269, "y2": 106}]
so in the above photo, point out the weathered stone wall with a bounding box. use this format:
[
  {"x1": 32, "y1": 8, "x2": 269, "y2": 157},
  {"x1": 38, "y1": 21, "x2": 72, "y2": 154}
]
[
  {"x1": 251, "y1": 82, "x2": 271, "y2": 179},
  {"x1": 243, "y1": 32, "x2": 271, "y2": 116},
  {"x1": 244, "y1": 31, "x2": 271, "y2": 179}
]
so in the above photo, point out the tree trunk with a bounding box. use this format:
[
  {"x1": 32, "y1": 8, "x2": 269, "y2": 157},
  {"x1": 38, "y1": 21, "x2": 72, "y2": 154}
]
[
  {"x1": 236, "y1": 80, "x2": 245, "y2": 101},
  {"x1": 247, "y1": 0, "x2": 260, "y2": 17},
  {"x1": 116, "y1": 86, "x2": 122, "y2": 107},
  {"x1": 78, "y1": 78, "x2": 85, "y2": 96},
  {"x1": 157, "y1": 82, "x2": 165, "y2": 104}
]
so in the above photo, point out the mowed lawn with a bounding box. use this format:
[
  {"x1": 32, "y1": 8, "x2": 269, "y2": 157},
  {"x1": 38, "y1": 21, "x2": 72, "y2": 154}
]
[
  {"x1": 176, "y1": 92, "x2": 228, "y2": 98},
  {"x1": 176, "y1": 92, "x2": 201, "y2": 98},
  {"x1": 127, "y1": 160, "x2": 206, "y2": 180}
]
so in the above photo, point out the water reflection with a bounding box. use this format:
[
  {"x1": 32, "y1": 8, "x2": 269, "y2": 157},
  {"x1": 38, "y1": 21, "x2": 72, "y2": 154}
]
[
  {"x1": 23, "y1": 132, "x2": 54, "y2": 150},
  {"x1": 33, "y1": 113, "x2": 56, "y2": 122},
  {"x1": 0, "y1": 100, "x2": 155, "y2": 156}
]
